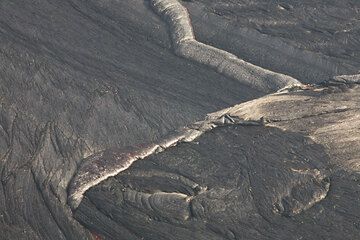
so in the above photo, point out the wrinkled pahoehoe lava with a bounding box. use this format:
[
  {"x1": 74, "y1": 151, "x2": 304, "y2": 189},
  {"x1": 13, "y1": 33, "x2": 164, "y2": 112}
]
[{"x1": 0, "y1": 0, "x2": 360, "y2": 240}]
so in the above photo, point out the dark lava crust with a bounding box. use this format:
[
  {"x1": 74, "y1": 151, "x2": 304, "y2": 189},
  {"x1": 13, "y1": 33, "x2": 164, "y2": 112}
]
[
  {"x1": 74, "y1": 125, "x2": 358, "y2": 240},
  {"x1": 1, "y1": 0, "x2": 360, "y2": 239}
]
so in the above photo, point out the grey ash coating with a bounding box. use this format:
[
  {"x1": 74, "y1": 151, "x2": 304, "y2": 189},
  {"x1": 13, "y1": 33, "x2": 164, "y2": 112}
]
[{"x1": 0, "y1": 0, "x2": 359, "y2": 239}]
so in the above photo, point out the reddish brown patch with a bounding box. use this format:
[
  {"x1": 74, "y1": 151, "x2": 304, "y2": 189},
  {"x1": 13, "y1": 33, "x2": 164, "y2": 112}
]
[{"x1": 91, "y1": 232, "x2": 102, "y2": 240}]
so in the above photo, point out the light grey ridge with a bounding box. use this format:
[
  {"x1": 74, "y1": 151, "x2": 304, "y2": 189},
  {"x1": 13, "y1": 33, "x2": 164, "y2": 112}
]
[
  {"x1": 149, "y1": 0, "x2": 303, "y2": 92},
  {"x1": 68, "y1": 113, "x2": 259, "y2": 209},
  {"x1": 68, "y1": 0, "x2": 307, "y2": 209}
]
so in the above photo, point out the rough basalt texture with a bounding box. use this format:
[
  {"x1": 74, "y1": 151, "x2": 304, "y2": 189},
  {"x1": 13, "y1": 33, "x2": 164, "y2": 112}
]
[
  {"x1": 0, "y1": 0, "x2": 360, "y2": 239},
  {"x1": 68, "y1": 113, "x2": 261, "y2": 209},
  {"x1": 150, "y1": 0, "x2": 302, "y2": 92},
  {"x1": 0, "y1": 0, "x2": 262, "y2": 239},
  {"x1": 210, "y1": 81, "x2": 360, "y2": 172},
  {"x1": 75, "y1": 83, "x2": 360, "y2": 240},
  {"x1": 182, "y1": 0, "x2": 360, "y2": 83}
]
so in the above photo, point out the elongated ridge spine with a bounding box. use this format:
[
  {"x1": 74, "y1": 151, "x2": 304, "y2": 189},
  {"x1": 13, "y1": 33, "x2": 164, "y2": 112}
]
[
  {"x1": 68, "y1": 114, "x2": 259, "y2": 209},
  {"x1": 149, "y1": 0, "x2": 303, "y2": 92}
]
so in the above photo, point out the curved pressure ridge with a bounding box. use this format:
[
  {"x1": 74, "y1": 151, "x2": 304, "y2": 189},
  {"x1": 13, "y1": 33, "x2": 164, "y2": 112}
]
[
  {"x1": 68, "y1": 115, "x2": 260, "y2": 209},
  {"x1": 149, "y1": 0, "x2": 303, "y2": 92}
]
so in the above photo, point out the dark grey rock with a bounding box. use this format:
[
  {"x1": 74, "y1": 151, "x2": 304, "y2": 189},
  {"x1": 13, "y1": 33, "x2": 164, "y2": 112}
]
[
  {"x1": 182, "y1": 0, "x2": 360, "y2": 83},
  {"x1": 1, "y1": 0, "x2": 359, "y2": 239},
  {"x1": 75, "y1": 84, "x2": 360, "y2": 240},
  {"x1": 75, "y1": 125, "x2": 334, "y2": 240},
  {"x1": 0, "y1": 0, "x2": 261, "y2": 239}
]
